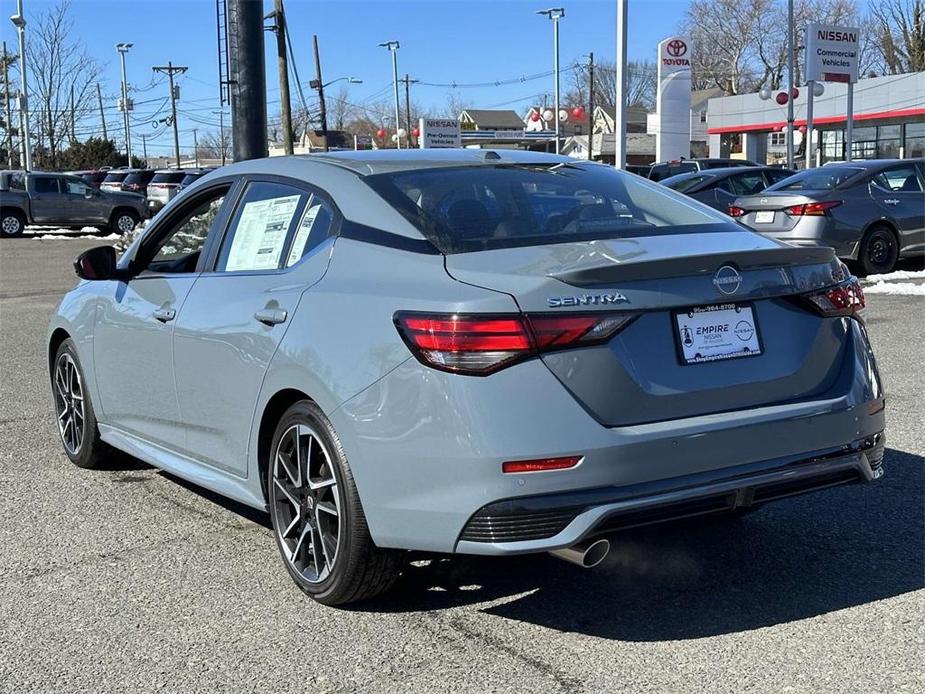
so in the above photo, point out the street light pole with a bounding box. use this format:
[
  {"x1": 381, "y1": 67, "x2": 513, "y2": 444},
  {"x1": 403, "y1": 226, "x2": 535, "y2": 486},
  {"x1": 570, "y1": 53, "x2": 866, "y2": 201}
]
[
  {"x1": 785, "y1": 0, "x2": 795, "y2": 169},
  {"x1": 116, "y1": 42, "x2": 133, "y2": 165},
  {"x1": 537, "y1": 8, "x2": 565, "y2": 154},
  {"x1": 614, "y1": 0, "x2": 628, "y2": 169},
  {"x1": 10, "y1": 0, "x2": 31, "y2": 171},
  {"x1": 379, "y1": 41, "x2": 401, "y2": 149}
]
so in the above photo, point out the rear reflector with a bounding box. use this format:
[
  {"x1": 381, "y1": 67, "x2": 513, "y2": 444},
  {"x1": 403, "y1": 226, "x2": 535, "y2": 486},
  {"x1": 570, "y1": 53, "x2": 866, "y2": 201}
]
[
  {"x1": 802, "y1": 277, "x2": 866, "y2": 317},
  {"x1": 394, "y1": 311, "x2": 637, "y2": 375},
  {"x1": 785, "y1": 200, "x2": 842, "y2": 216},
  {"x1": 502, "y1": 456, "x2": 582, "y2": 474}
]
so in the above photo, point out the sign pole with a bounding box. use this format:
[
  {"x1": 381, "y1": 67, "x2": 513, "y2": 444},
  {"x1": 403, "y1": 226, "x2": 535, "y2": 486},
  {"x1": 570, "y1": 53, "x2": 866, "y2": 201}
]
[
  {"x1": 786, "y1": 0, "x2": 795, "y2": 169},
  {"x1": 845, "y1": 82, "x2": 853, "y2": 162},
  {"x1": 804, "y1": 80, "x2": 814, "y2": 169},
  {"x1": 614, "y1": 0, "x2": 627, "y2": 169}
]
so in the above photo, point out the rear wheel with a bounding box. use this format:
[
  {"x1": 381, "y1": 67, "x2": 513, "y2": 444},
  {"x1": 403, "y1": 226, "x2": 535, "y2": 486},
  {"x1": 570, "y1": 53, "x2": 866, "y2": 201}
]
[
  {"x1": 267, "y1": 401, "x2": 402, "y2": 605},
  {"x1": 110, "y1": 209, "x2": 139, "y2": 235},
  {"x1": 52, "y1": 339, "x2": 110, "y2": 469},
  {"x1": 1, "y1": 209, "x2": 25, "y2": 237},
  {"x1": 858, "y1": 225, "x2": 898, "y2": 276}
]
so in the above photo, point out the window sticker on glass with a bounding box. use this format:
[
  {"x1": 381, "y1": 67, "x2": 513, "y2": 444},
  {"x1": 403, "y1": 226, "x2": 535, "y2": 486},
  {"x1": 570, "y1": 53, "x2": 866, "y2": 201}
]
[
  {"x1": 286, "y1": 202, "x2": 322, "y2": 266},
  {"x1": 225, "y1": 194, "x2": 300, "y2": 271}
]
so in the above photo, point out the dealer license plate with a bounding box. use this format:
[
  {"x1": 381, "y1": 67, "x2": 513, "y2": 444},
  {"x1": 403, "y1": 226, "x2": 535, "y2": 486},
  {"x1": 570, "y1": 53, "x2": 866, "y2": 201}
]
[
  {"x1": 675, "y1": 304, "x2": 762, "y2": 365},
  {"x1": 754, "y1": 210, "x2": 775, "y2": 223}
]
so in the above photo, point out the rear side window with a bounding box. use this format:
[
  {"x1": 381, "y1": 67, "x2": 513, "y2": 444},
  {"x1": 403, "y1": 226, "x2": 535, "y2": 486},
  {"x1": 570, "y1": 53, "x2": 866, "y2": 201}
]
[
  {"x1": 285, "y1": 197, "x2": 334, "y2": 267},
  {"x1": 33, "y1": 177, "x2": 60, "y2": 194},
  {"x1": 6, "y1": 172, "x2": 25, "y2": 190},
  {"x1": 665, "y1": 174, "x2": 710, "y2": 193},
  {"x1": 365, "y1": 163, "x2": 731, "y2": 254},
  {"x1": 872, "y1": 165, "x2": 922, "y2": 192},
  {"x1": 769, "y1": 167, "x2": 863, "y2": 191},
  {"x1": 124, "y1": 171, "x2": 155, "y2": 186},
  {"x1": 103, "y1": 172, "x2": 127, "y2": 184},
  {"x1": 216, "y1": 181, "x2": 309, "y2": 272},
  {"x1": 650, "y1": 163, "x2": 697, "y2": 181}
]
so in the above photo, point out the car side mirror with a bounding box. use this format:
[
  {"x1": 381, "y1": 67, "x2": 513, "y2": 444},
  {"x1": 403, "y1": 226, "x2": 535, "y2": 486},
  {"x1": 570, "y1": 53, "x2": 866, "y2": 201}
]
[{"x1": 74, "y1": 245, "x2": 119, "y2": 281}]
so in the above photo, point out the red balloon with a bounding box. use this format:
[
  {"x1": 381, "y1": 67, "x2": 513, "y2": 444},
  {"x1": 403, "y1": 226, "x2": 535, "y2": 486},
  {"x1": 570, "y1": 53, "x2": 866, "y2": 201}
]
[
  {"x1": 412, "y1": 127, "x2": 420, "y2": 138},
  {"x1": 775, "y1": 92, "x2": 788, "y2": 105},
  {"x1": 376, "y1": 128, "x2": 386, "y2": 138},
  {"x1": 790, "y1": 87, "x2": 800, "y2": 99},
  {"x1": 571, "y1": 107, "x2": 585, "y2": 118},
  {"x1": 798, "y1": 125, "x2": 807, "y2": 134},
  {"x1": 773, "y1": 125, "x2": 783, "y2": 132},
  {"x1": 530, "y1": 112, "x2": 541, "y2": 122}
]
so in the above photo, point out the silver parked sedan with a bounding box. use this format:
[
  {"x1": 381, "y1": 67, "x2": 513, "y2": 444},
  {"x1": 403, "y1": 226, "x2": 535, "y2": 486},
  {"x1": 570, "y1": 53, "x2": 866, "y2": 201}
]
[
  {"x1": 48, "y1": 150, "x2": 885, "y2": 605},
  {"x1": 730, "y1": 159, "x2": 925, "y2": 274}
]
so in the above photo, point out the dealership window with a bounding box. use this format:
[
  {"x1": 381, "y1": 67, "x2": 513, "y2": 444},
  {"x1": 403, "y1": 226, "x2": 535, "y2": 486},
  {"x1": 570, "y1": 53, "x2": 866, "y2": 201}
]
[{"x1": 905, "y1": 122, "x2": 925, "y2": 159}]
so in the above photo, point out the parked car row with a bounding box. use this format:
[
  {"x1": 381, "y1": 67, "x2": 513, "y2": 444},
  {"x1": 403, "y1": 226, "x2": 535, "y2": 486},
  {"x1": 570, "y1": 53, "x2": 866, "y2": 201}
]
[
  {"x1": 71, "y1": 167, "x2": 217, "y2": 214},
  {"x1": 651, "y1": 158, "x2": 925, "y2": 274}
]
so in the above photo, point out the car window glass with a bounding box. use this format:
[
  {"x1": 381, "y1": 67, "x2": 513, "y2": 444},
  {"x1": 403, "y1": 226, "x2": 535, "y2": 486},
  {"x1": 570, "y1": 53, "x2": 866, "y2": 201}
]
[
  {"x1": 729, "y1": 172, "x2": 766, "y2": 196},
  {"x1": 770, "y1": 167, "x2": 863, "y2": 191},
  {"x1": 64, "y1": 177, "x2": 90, "y2": 195},
  {"x1": 285, "y1": 196, "x2": 334, "y2": 267},
  {"x1": 146, "y1": 190, "x2": 227, "y2": 274},
  {"x1": 764, "y1": 169, "x2": 793, "y2": 185},
  {"x1": 33, "y1": 177, "x2": 59, "y2": 194},
  {"x1": 716, "y1": 178, "x2": 734, "y2": 194},
  {"x1": 7, "y1": 172, "x2": 26, "y2": 190},
  {"x1": 216, "y1": 181, "x2": 307, "y2": 272},
  {"x1": 872, "y1": 165, "x2": 922, "y2": 192},
  {"x1": 666, "y1": 175, "x2": 710, "y2": 193}
]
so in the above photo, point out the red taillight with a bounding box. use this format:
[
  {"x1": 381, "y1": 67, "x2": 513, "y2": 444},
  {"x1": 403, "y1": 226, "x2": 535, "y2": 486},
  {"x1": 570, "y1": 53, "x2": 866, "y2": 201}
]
[
  {"x1": 394, "y1": 311, "x2": 637, "y2": 375},
  {"x1": 785, "y1": 200, "x2": 842, "y2": 216},
  {"x1": 803, "y1": 277, "x2": 866, "y2": 317},
  {"x1": 728, "y1": 205, "x2": 746, "y2": 218},
  {"x1": 502, "y1": 456, "x2": 582, "y2": 474}
]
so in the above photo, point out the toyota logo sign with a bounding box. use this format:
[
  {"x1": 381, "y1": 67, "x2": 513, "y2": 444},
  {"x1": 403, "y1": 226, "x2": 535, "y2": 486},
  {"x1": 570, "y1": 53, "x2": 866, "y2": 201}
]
[{"x1": 666, "y1": 39, "x2": 687, "y2": 57}]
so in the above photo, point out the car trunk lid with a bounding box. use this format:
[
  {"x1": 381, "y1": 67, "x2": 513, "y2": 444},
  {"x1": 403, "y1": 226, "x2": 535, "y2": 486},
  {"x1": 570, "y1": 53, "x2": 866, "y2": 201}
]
[{"x1": 445, "y1": 231, "x2": 851, "y2": 426}]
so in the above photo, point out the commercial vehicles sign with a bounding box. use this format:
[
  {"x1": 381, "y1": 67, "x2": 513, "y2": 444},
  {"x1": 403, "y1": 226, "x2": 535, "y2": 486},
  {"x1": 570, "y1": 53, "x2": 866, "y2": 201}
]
[{"x1": 805, "y1": 22, "x2": 860, "y2": 83}]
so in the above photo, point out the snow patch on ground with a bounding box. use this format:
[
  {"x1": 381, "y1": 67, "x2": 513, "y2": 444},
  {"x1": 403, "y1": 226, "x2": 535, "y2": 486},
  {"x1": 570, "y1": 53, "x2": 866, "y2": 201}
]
[
  {"x1": 26, "y1": 226, "x2": 100, "y2": 235},
  {"x1": 36, "y1": 233, "x2": 120, "y2": 241},
  {"x1": 863, "y1": 281, "x2": 925, "y2": 296},
  {"x1": 863, "y1": 269, "x2": 925, "y2": 283}
]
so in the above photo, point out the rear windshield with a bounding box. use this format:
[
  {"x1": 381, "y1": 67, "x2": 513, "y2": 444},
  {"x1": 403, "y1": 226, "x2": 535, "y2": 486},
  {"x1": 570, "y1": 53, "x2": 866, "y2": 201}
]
[
  {"x1": 123, "y1": 171, "x2": 155, "y2": 185},
  {"x1": 665, "y1": 174, "x2": 712, "y2": 193},
  {"x1": 649, "y1": 162, "x2": 697, "y2": 181},
  {"x1": 180, "y1": 173, "x2": 203, "y2": 186},
  {"x1": 151, "y1": 171, "x2": 186, "y2": 184},
  {"x1": 103, "y1": 172, "x2": 129, "y2": 183},
  {"x1": 364, "y1": 163, "x2": 732, "y2": 254},
  {"x1": 768, "y1": 167, "x2": 863, "y2": 191}
]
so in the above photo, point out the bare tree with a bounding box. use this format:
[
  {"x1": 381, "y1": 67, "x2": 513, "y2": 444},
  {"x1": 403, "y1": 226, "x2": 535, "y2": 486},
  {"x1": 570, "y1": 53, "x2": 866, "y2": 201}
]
[
  {"x1": 869, "y1": 0, "x2": 925, "y2": 73},
  {"x1": 195, "y1": 128, "x2": 231, "y2": 163},
  {"x1": 438, "y1": 92, "x2": 472, "y2": 119},
  {"x1": 568, "y1": 58, "x2": 657, "y2": 112},
  {"x1": 24, "y1": 0, "x2": 103, "y2": 168},
  {"x1": 329, "y1": 85, "x2": 354, "y2": 131}
]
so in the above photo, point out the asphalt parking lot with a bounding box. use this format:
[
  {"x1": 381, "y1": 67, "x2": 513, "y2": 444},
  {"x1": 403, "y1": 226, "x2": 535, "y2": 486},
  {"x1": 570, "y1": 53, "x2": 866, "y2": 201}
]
[{"x1": 1, "y1": 234, "x2": 923, "y2": 693}]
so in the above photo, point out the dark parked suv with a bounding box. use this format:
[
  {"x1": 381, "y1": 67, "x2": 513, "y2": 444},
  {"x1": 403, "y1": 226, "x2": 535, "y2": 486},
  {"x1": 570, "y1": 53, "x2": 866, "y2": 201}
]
[
  {"x1": 731, "y1": 159, "x2": 925, "y2": 274},
  {"x1": 648, "y1": 158, "x2": 759, "y2": 182}
]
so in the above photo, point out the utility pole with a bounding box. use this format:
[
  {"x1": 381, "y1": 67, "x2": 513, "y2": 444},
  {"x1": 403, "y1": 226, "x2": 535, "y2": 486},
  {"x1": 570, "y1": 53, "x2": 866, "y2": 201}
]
[
  {"x1": 116, "y1": 42, "x2": 133, "y2": 164},
  {"x1": 587, "y1": 52, "x2": 594, "y2": 161},
  {"x1": 212, "y1": 109, "x2": 227, "y2": 165},
  {"x1": 270, "y1": 0, "x2": 292, "y2": 154},
  {"x1": 153, "y1": 61, "x2": 188, "y2": 168},
  {"x1": 193, "y1": 127, "x2": 199, "y2": 167},
  {"x1": 96, "y1": 83, "x2": 107, "y2": 141},
  {"x1": 313, "y1": 34, "x2": 328, "y2": 152},
  {"x1": 400, "y1": 74, "x2": 418, "y2": 148},
  {"x1": 2, "y1": 41, "x2": 13, "y2": 168},
  {"x1": 140, "y1": 132, "x2": 147, "y2": 166},
  {"x1": 10, "y1": 1, "x2": 31, "y2": 171},
  {"x1": 228, "y1": 0, "x2": 268, "y2": 162}
]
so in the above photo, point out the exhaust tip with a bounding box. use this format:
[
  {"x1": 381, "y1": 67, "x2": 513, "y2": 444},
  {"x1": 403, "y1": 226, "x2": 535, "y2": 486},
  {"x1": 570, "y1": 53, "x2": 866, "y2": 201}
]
[{"x1": 549, "y1": 538, "x2": 611, "y2": 568}]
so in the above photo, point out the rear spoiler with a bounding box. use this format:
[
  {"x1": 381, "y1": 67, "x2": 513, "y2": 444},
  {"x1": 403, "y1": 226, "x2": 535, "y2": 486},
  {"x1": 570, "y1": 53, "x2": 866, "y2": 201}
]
[{"x1": 551, "y1": 246, "x2": 836, "y2": 287}]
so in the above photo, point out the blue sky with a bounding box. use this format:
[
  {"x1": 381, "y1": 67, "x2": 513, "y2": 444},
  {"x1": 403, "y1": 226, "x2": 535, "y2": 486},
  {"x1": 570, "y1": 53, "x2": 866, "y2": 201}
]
[{"x1": 1, "y1": 0, "x2": 692, "y2": 155}]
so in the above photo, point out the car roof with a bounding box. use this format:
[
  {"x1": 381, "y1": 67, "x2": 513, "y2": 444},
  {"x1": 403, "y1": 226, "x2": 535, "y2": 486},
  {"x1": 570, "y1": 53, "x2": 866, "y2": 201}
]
[
  {"x1": 303, "y1": 148, "x2": 572, "y2": 175},
  {"x1": 823, "y1": 158, "x2": 918, "y2": 170}
]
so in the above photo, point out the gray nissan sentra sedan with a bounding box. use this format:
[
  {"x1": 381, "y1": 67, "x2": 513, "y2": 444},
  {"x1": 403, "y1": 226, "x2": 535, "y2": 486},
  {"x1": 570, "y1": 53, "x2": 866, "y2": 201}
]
[{"x1": 47, "y1": 150, "x2": 885, "y2": 605}]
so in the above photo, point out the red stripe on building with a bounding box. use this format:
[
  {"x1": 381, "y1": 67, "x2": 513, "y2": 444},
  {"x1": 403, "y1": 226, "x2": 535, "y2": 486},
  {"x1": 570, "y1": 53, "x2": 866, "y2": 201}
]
[{"x1": 707, "y1": 107, "x2": 925, "y2": 135}]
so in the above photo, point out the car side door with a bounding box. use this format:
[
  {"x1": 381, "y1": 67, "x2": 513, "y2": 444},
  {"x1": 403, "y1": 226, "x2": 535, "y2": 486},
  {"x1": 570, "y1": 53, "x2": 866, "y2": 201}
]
[
  {"x1": 92, "y1": 182, "x2": 236, "y2": 449},
  {"x1": 870, "y1": 163, "x2": 925, "y2": 249},
  {"x1": 172, "y1": 177, "x2": 338, "y2": 476},
  {"x1": 28, "y1": 175, "x2": 65, "y2": 223},
  {"x1": 61, "y1": 176, "x2": 104, "y2": 224}
]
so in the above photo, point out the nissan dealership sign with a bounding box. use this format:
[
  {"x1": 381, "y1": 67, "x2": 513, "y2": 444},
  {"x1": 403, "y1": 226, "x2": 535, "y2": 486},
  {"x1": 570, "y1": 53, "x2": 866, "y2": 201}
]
[{"x1": 805, "y1": 23, "x2": 860, "y2": 83}]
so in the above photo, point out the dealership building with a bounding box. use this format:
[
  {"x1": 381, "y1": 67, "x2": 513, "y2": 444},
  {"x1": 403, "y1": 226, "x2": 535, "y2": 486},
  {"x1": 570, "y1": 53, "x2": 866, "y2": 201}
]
[{"x1": 707, "y1": 71, "x2": 925, "y2": 165}]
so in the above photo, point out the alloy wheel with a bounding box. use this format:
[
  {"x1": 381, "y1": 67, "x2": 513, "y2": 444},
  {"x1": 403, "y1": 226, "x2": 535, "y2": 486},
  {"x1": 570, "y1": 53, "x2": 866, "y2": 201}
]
[
  {"x1": 117, "y1": 215, "x2": 135, "y2": 233},
  {"x1": 272, "y1": 424, "x2": 342, "y2": 584},
  {"x1": 1, "y1": 215, "x2": 22, "y2": 236},
  {"x1": 53, "y1": 353, "x2": 85, "y2": 455}
]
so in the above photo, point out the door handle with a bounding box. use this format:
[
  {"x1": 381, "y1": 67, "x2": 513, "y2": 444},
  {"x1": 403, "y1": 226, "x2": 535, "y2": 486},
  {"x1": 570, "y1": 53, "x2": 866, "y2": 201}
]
[
  {"x1": 153, "y1": 307, "x2": 176, "y2": 323},
  {"x1": 254, "y1": 308, "x2": 288, "y2": 326}
]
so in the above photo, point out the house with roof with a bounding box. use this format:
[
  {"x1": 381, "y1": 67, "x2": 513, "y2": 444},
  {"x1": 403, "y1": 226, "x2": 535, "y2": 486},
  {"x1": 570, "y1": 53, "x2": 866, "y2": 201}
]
[{"x1": 459, "y1": 109, "x2": 526, "y2": 131}]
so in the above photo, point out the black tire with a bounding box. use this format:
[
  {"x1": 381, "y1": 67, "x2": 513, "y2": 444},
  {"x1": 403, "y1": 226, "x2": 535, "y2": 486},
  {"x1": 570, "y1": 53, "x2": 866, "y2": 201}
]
[
  {"x1": 51, "y1": 338, "x2": 111, "y2": 469},
  {"x1": 267, "y1": 400, "x2": 402, "y2": 606},
  {"x1": 858, "y1": 225, "x2": 898, "y2": 276},
  {"x1": 109, "y1": 209, "x2": 139, "y2": 235},
  {"x1": 1, "y1": 209, "x2": 26, "y2": 237}
]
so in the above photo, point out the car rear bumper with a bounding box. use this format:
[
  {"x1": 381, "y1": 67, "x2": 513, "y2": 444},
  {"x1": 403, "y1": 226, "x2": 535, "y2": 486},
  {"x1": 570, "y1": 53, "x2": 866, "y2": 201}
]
[
  {"x1": 456, "y1": 433, "x2": 883, "y2": 554},
  {"x1": 755, "y1": 218, "x2": 861, "y2": 259},
  {"x1": 333, "y1": 317, "x2": 885, "y2": 554}
]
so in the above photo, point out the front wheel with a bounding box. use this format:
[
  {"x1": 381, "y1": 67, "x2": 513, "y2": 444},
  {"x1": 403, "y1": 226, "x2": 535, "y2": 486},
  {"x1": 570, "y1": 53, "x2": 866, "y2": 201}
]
[
  {"x1": 267, "y1": 400, "x2": 402, "y2": 606},
  {"x1": 52, "y1": 339, "x2": 111, "y2": 468},
  {"x1": 1, "y1": 209, "x2": 25, "y2": 237},
  {"x1": 858, "y1": 225, "x2": 898, "y2": 276},
  {"x1": 110, "y1": 209, "x2": 139, "y2": 235}
]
